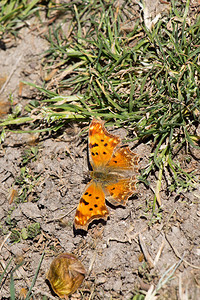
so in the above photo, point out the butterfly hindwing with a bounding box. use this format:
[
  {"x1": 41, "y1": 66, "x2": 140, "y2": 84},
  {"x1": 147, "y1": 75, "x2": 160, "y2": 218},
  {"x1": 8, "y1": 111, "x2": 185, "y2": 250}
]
[
  {"x1": 104, "y1": 176, "x2": 137, "y2": 206},
  {"x1": 108, "y1": 146, "x2": 139, "y2": 172}
]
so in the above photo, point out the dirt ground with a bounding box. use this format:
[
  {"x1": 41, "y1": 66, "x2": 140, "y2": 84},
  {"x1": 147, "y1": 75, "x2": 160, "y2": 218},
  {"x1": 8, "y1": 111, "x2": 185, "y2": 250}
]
[{"x1": 0, "y1": 2, "x2": 200, "y2": 300}]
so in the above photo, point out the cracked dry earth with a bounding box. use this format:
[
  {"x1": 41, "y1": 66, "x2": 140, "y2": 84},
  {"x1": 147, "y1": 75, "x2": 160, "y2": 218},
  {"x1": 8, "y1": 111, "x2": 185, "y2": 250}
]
[{"x1": 1, "y1": 12, "x2": 200, "y2": 300}]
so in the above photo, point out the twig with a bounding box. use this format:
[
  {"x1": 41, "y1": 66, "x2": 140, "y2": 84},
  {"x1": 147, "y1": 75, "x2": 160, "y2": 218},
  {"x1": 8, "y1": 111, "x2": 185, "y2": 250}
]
[
  {"x1": 165, "y1": 233, "x2": 200, "y2": 270},
  {"x1": 107, "y1": 226, "x2": 148, "y2": 246},
  {"x1": 144, "y1": 284, "x2": 157, "y2": 300},
  {"x1": 46, "y1": 205, "x2": 77, "y2": 223},
  {"x1": 139, "y1": 234, "x2": 154, "y2": 268},
  {"x1": 107, "y1": 237, "x2": 131, "y2": 246},
  {"x1": 153, "y1": 237, "x2": 165, "y2": 267},
  {"x1": 145, "y1": 258, "x2": 183, "y2": 300},
  {"x1": 126, "y1": 225, "x2": 148, "y2": 243},
  {"x1": 0, "y1": 232, "x2": 11, "y2": 252},
  {"x1": 88, "y1": 252, "x2": 96, "y2": 275}
]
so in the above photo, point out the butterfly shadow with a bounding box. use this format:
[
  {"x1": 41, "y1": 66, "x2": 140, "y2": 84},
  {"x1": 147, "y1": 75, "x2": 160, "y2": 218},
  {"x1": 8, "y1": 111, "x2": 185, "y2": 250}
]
[
  {"x1": 73, "y1": 226, "x2": 88, "y2": 236},
  {"x1": 86, "y1": 143, "x2": 93, "y2": 171},
  {"x1": 73, "y1": 218, "x2": 109, "y2": 236},
  {"x1": 105, "y1": 200, "x2": 125, "y2": 210},
  {"x1": 106, "y1": 192, "x2": 139, "y2": 212}
]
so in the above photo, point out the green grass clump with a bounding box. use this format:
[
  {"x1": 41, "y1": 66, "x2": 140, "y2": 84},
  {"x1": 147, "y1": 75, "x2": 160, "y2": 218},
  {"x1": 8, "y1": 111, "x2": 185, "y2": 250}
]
[
  {"x1": 9, "y1": 222, "x2": 41, "y2": 243},
  {"x1": 14, "y1": 166, "x2": 40, "y2": 203},
  {"x1": 0, "y1": 0, "x2": 45, "y2": 38},
  {"x1": 0, "y1": 1, "x2": 200, "y2": 197},
  {"x1": 39, "y1": 2, "x2": 200, "y2": 191}
]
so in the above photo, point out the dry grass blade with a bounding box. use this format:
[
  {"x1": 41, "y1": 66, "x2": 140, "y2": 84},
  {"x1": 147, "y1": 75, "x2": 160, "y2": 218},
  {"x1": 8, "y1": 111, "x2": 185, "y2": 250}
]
[{"x1": 139, "y1": 234, "x2": 154, "y2": 268}]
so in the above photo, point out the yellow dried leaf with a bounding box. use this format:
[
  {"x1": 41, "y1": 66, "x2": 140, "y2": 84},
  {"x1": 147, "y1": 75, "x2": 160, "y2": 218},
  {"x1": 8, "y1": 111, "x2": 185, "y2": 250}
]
[{"x1": 47, "y1": 253, "x2": 86, "y2": 298}]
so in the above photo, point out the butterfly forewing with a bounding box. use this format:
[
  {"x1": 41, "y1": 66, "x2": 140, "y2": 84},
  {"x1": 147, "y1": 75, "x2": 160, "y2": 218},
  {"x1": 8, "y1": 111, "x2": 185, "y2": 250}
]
[
  {"x1": 89, "y1": 119, "x2": 120, "y2": 170},
  {"x1": 74, "y1": 180, "x2": 109, "y2": 231}
]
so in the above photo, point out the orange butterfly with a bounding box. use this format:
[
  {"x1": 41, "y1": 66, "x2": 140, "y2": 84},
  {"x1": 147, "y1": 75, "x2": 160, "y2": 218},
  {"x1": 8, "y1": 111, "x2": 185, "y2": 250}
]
[{"x1": 74, "y1": 119, "x2": 139, "y2": 231}]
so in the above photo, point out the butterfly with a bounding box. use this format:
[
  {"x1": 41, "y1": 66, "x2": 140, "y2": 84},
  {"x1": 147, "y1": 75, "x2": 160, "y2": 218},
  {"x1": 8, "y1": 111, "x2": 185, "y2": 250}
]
[{"x1": 74, "y1": 118, "x2": 139, "y2": 231}]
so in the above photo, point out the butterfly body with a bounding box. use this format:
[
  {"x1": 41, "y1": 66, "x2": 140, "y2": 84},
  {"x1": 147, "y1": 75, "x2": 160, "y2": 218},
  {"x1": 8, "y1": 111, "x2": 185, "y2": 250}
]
[
  {"x1": 90, "y1": 170, "x2": 123, "y2": 182},
  {"x1": 74, "y1": 119, "x2": 139, "y2": 231}
]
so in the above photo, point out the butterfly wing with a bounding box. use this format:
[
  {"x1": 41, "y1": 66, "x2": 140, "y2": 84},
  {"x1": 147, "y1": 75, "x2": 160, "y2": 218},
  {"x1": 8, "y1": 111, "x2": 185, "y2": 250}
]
[
  {"x1": 89, "y1": 119, "x2": 120, "y2": 169},
  {"x1": 104, "y1": 146, "x2": 139, "y2": 206},
  {"x1": 74, "y1": 118, "x2": 139, "y2": 231},
  {"x1": 104, "y1": 176, "x2": 137, "y2": 206},
  {"x1": 108, "y1": 146, "x2": 139, "y2": 172},
  {"x1": 74, "y1": 180, "x2": 109, "y2": 231}
]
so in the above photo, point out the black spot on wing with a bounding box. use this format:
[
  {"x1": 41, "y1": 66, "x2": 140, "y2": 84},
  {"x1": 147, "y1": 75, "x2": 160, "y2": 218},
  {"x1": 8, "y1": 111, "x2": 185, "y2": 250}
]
[
  {"x1": 80, "y1": 198, "x2": 89, "y2": 205},
  {"x1": 89, "y1": 143, "x2": 99, "y2": 148},
  {"x1": 91, "y1": 151, "x2": 99, "y2": 156}
]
